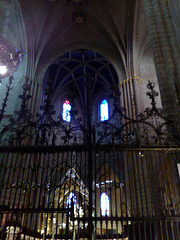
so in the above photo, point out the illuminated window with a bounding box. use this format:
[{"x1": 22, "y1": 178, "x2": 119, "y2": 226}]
[
  {"x1": 100, "y1": 192, "x2": 109, "y2": 216},
  {"x1": 100, "y1": 99, "x2": 109, "y2": 121},
  {"x1": 66, "y1": 192, "x2": 76, "y2": 209},
  {"x1": 62, "y1": 100, "x2": 71, "y2": 122},
  {"x1": 0, "y1": 65, "x2": 7, "y2": 75}
]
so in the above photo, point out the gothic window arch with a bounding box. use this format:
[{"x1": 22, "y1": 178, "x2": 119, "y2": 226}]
[
  {"x1": 100, "y1": 99, "x2": 109, "y2": 121},
  {"x1": 62, "y1": 100, "x2": 71, "y2": 122},
  {"x1": 100, "y1": 192, "x2": 110, "y2": 216}
]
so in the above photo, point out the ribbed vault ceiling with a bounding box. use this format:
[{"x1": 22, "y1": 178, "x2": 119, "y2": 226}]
[{"x1": 46, "y1": 49, "x2": 118, "y2": 103}]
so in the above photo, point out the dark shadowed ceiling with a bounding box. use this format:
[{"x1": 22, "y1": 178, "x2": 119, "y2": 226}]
[{"x1": 45, "y1": 49, "x2": 119, "y2": 104}]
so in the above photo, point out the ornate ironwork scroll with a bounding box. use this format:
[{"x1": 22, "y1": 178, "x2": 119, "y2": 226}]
[{"x1": 0, "y1": 79, "x2": 178, "y2": 147}]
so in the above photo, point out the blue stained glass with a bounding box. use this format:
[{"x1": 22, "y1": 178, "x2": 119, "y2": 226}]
[
  {"x1": 66, "y1": 192, "x2": 76, "y2": 209},
  {"x1": 62, "y1": 100, "x2": 71, "y2": 122},
  {"x1": 100, "y1": 99, "x2": 109, "y2": 121},
  {"x1": 100, "y1": 192, "x2": 109, "y2": 216}
]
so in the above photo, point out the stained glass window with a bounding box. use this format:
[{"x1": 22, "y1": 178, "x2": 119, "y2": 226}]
[
  {"x1": 100, "y1": 99, "x2": 109, "y2": 121},
  {"x1": 66, "y1": 192, "x2": 76, "y2": 209},
  {"x1": 100, "y1": 192, "x2": 109, "y2": 216},
  {"x1": 62, "y1": 100, "x2": 71, "y2": 122}
]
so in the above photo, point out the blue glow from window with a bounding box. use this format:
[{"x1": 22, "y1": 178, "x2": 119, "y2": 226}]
[
  {"x1": 100, "y1": 99, "x2": 109, "y2": 121},
  {"x1": 62, "y1": 100, "x2": 71, "y2": 122},
  {"x1": 100, "y1": 192, "x2": 109, "y2": 216},
  {"x1": 66, "y1": 192, "x2": 76, "y2": 209}
]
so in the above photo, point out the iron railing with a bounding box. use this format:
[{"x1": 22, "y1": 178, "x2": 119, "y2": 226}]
[
  {"x1": 0, "y1": 146, "x2": 179, "y2": 239},
  {"x1": 0, "y1": 78, "x2": 180, "y2": 239}
]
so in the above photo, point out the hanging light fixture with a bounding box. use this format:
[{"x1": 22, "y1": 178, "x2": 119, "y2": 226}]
[
  {"x1": 0, "y1": 52, "x2": 7, "y2": 75},
  {"x1": 0, "y1": 36, "x2": 21, "y2": 79},
  {"x1": 0, "y1": 65, "x2": 7, "y2": 75}
]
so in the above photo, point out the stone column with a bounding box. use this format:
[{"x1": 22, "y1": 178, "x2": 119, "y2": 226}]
[
  {"x1": 143, "y1": 0, "x2": 180, "y2": 127},
  {"x1": 160, "y1": 0, "x2": 180, "y2": 106}
]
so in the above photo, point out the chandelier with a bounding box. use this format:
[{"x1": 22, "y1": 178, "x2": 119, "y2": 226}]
[{"x1": 0, "y1": 37, "x2": 21, "y2": 79}]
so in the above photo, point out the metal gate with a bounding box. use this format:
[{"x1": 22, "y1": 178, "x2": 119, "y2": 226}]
[
  {"x1": 0, "y1": 146, "x2": 180, "y2": 239},
  {"x1": 0, "y1": 79, "x2": 180, "y2": 239}
]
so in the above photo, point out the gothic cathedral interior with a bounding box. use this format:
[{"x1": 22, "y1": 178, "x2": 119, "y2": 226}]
[{"x1": 0, "y1": 0, "x2": 180, "y2": 240}]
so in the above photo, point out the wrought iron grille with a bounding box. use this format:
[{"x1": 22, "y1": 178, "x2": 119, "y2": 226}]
[
  {"x1": 0, "y1": 146, "x2": 180, "y2": 239},
  {"x1": 0, "y1": 79, "x2": 179, "y2": 147},
  {"x1": 0, "y1": 78, "x2": 180, "y2": 239}
]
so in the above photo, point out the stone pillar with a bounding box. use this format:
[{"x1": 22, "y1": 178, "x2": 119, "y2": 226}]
[
  {"x1": 160, "y1": 0, "x2": 180, "y2": 106},
  {"x1": 143, "y1": 0, "x2": 180, "y2": 127}
]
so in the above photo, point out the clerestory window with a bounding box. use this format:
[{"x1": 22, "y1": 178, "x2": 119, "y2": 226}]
[
  {"x1": 100, "y1": 99, "x2": 109, "y2": 121},
  {"x1": 62, "y1": 100, "x2": 71, "y2": 122}
]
